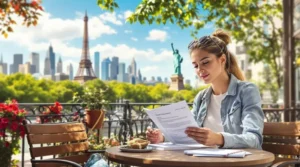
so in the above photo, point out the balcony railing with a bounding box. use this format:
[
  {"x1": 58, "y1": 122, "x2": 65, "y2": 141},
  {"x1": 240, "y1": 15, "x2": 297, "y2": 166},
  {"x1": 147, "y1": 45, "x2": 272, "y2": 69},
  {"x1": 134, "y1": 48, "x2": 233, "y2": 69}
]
[{"x1": 18, "y1": 102, "x2": 299, "y2": 167}]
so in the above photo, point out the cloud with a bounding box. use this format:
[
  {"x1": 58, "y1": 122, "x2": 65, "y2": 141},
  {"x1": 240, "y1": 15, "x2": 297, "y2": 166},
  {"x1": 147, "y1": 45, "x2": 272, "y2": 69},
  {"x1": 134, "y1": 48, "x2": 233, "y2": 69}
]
[
  {"x1": 131, "y1": 37, "x2": 138, "y2": 41},
  {"x1": 90, "y1": 43, "x2": 172, "y2": 62},
  {"x1": 124, "y1": 10, "x2": 133, "y2": 20},
  {"x1": 141, "y1": 66, "x2": 159, "y2": 73},
  {"x1": 124, "y1": 30, "x2": 132, "y2": 34},
  {"x1": 99, "y1": 12, "x2": 123, "y2": 25},
  {"x1": 146, "y1": 29, "x2": 168, "y2": 42},
  {"x1": 0, "y1": 11, "x2": 117, "y2": 57}
]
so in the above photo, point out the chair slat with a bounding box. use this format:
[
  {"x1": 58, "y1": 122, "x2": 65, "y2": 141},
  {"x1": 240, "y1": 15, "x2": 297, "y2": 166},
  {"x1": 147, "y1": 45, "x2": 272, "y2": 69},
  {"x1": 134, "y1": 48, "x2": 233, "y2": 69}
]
[
  {"x1": 34, "y1": 154, "x2": 90, "y2": 167},
  {"x1": 31, "y1": 142, "x2": 89, "y2": 158},
  {"x1": 263, "y1": 137, "x2": 300, "y2": 145},
  {"x1": 263, "y1": 122, "x2": 300, "y2": 136},
  {"x1": 29, "y1": 131, "x2": 87, "y2": 144},
  {"x1": 262, "y1": 143, "x2": 299, "y2": 156},
  {"x1": 26, "y1": 122, "x2": 85, "y2": 134}
]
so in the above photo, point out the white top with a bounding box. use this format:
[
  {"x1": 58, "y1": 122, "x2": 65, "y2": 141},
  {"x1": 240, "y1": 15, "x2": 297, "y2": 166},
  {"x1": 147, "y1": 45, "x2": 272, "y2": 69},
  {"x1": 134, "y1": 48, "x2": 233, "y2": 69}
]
[{"x1": 203, "y1": 93, "x2": 226, "y2": 132}]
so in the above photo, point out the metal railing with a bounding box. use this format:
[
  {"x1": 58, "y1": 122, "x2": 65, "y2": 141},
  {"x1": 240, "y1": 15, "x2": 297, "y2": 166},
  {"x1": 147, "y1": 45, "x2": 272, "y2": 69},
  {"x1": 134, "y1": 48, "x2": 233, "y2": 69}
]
[{"x1": 18, "y1": 102, "x2": 299, "y2": 167}]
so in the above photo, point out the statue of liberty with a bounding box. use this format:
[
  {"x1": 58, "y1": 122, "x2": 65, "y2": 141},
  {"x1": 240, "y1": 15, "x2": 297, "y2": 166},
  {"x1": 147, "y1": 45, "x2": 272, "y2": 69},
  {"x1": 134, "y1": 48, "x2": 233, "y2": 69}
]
[{"x1": 171, "y1": 43, "x2": 183, "y2": 75}]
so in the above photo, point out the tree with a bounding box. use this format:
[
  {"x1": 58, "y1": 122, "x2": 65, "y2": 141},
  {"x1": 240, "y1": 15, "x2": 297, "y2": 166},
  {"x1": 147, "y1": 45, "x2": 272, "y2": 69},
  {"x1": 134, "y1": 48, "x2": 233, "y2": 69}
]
[
  {"x1": 0, "y1": 0, "x2": 43, "y2": 38},
  {"x1": 98, "y1": 0, "x2": 283, "y2": 92}
]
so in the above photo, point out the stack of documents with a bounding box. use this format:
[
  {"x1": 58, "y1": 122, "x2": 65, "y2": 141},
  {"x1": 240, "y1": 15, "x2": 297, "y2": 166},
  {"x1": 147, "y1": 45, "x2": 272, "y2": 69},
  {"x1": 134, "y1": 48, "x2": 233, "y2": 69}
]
[
  {"x1": 184, "y1": 149, "x2": 252, "y2": 158},
  {"x1": 145, "y1": 101, "x2": 200, "y2": 145},
  {"x1": 149, "y1": 142, "x2": 212, "y2": 151}
]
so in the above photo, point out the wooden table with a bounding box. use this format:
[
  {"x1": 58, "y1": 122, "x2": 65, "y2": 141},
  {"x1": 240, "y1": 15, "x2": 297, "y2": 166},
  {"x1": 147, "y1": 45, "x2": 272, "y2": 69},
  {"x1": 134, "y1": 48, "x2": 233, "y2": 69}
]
[{"x1": 106, "y1": 146, "x2": 275, "y2": 167}]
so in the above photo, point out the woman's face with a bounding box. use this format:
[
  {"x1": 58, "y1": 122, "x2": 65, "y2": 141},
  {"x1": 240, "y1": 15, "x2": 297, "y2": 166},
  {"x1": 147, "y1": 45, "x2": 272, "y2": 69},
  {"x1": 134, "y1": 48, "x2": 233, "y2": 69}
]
[{"x1": 190, "y1": 49, "x2": 225, "y2": 84}]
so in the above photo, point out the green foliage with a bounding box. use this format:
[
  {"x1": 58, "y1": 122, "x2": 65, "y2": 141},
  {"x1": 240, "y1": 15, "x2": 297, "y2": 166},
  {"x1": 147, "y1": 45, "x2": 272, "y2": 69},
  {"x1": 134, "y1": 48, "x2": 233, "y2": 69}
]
[
  {"x1": 98, "y1": 0, "x2": 283, "y2": 94},
  {"x1": 73, "y1": 79, "x2": 114, "y2": 110},
  {"x1": 0, "y1": 73, "x2": 209, "y2": 104}
]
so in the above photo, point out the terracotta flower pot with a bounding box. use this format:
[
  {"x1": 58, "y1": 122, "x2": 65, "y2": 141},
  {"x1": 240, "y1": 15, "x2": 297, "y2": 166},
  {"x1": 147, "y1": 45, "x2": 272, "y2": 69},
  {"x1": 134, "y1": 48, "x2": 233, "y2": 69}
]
[{"x1": 85, "y1": 109, "x2": 105, "y2": 130}]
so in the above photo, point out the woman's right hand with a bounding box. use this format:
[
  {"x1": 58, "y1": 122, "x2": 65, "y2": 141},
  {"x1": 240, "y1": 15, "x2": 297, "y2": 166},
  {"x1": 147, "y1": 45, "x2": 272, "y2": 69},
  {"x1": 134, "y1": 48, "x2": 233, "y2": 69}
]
[{"x1": 146, "y1": 127, "x2": 164, "y2": 144}]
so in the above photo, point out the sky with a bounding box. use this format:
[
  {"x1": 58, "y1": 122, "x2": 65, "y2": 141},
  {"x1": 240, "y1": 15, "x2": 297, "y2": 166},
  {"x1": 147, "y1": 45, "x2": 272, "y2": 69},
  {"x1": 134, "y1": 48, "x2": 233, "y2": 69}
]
[{"x1": 0, "y1": 0, "x2": 216, "y2": 85}]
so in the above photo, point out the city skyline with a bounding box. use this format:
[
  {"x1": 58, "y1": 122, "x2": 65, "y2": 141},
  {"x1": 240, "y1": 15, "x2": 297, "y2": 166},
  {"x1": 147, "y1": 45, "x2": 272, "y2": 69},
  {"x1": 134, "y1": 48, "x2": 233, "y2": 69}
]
[{"x1": 0, "y1": 0, "x2": 217, "y2": 84}]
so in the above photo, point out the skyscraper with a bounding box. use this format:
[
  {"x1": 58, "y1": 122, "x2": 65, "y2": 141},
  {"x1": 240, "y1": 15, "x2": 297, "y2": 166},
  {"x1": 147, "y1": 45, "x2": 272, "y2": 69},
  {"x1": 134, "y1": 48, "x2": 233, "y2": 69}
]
[
  {"x1": 44, "y1": 56, "x2": 51, "y2": 75},
  {"x1": 30, "y1": 52, "x2": 39, "y2": 74},
  {"x1": 74, "y1": 12, "x2": 97, "y2": 84},
  {"x1": 57, "y1": 57, "x2": 63, "y2": 73},
  {"x1": 101, "y1": 57, "x2": 110, "y2": 81},
  {"x1": 0, "y1": 54, "x2": 7, "y2": 74},
  {"x1": 47, "y1": 45, "x2": 55, "y2": 76},
  {"x1": 130, "y1": 57, "x2": 137, "y2": 77},
  {"x1": 94, "y1": 52, "x2": 100, "y2": 78},
  {"x1": 110, "y1": 56, "x2": 119, "y2": 80},
  {"x1": 67, "y1": 63, "x2": 74, "y2": 80},
  {"x1": 19, "y1": 62, "x2": 31, "y2": 74},
  {"x1": 117, "y1": 62, "x2": 126, "y2": 82},
  {"x1": 10, "y1": 54, "x2": 23, "y2": 74},
  {"x1": 138, "y1": 69, "x2": 142, "y2": 83}
]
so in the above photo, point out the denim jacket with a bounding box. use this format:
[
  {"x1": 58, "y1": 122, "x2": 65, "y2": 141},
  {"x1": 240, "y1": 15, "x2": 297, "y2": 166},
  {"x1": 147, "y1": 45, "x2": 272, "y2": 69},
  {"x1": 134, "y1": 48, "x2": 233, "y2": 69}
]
[{"x1": 191, "y1": 74, "x2": 264, "y2": 149}]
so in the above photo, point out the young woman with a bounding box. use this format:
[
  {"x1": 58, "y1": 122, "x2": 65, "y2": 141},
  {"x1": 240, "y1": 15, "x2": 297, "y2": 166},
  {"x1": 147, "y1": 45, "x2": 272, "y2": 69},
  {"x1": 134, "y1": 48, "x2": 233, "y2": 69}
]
[{"x1": 146, "y1": 29, "x2": 264, "y2": 149}]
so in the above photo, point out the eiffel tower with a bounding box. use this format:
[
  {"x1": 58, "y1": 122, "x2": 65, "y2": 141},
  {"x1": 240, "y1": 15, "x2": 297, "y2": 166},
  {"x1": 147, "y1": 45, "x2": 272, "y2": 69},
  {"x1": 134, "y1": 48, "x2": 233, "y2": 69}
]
[{"x1": 74, "y1": 11, "x2": 96, "y2": 84}]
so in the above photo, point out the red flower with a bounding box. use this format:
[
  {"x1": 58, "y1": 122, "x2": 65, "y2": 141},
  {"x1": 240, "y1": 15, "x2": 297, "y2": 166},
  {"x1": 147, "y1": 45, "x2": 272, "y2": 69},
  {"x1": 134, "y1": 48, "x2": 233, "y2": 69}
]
[
  {"x1": 5, "y1": 141, "x2": 10, "y2": 147},
  {"x1": 10, "y1": 122, "x2": 19, "y2": 131},
  {"x1": 19, "y1": 126, "x2": 25, "y2": 138},
  {"x1": 1, "y1": 118, "x2": 9, "y2": 125},
  {"x1": 0, "y1": 131, "x2": 5, "y2": 137}
]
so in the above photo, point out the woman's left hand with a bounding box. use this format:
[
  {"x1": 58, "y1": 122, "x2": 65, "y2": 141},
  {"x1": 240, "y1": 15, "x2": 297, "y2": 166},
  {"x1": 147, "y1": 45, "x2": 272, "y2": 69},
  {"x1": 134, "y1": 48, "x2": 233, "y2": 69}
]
[{"x1": 185, "y1": 127, "x2": 224, "y2": 146}]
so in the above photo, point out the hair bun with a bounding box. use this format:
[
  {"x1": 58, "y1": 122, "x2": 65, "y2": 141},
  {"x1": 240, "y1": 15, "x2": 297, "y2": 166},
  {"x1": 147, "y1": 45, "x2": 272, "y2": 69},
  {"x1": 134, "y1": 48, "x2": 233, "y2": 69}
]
[{"x1": 212, "y1": 29, "x2": 231, "y2": 46}]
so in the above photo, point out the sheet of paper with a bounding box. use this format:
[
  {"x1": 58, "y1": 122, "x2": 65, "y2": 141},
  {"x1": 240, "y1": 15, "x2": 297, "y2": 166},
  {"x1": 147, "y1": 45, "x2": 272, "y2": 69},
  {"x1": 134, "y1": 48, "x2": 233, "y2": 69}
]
[
  {"x1": 145, "y1": 101, "x2": 199, "y2": 144},
  {"x1": 184, "y1": 149, "x2": 252, "y2": 158},
  {"x1": 149, "y1": 142, "x2": 211, "y2": 150}
]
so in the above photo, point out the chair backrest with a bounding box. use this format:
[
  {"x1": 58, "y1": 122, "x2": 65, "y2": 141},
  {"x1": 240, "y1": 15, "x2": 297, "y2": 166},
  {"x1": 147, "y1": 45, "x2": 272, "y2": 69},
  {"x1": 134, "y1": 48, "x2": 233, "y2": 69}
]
[
  {"x1": 25, "y1": 122, "x2": 90, "y2": 167},
  {"x1": 263, "y1": 122, "x2": 300, "y2": 164}
]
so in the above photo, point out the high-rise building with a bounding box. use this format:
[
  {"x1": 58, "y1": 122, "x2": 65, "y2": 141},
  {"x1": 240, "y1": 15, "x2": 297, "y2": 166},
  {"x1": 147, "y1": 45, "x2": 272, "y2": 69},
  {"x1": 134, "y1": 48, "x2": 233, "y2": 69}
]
[
  {"x1": 137, "y1": 69, "x2": 142, "y2": 83},
  {"x1": 47, "y1": 45, "x2": 56, "y2": 76},
  {"x1": 164, "y1": 77, "x2": 168, "y2": 84},
  {"x1": 117, "y1": 62, "x2": 126, "y2": 82},
  {"x1": 110, "y1": 56, "x2": 119, "y2": 80},
  {"x1": 130, "y1": 57, "x2": 137, "y2": 77},
  {"x1": 56, "y1": 57, "x2": 63, "y2": 73},
  {"x1": 19, "y1": 62, "x2": 31, "y2": 74},
  {"x1": 67, "y1": 63, "x2": 74, "y2": 80},
  {"x1": 94, "y1": 52, "x2": 100, "y2": 78},
  {"x1": 10, "y1": 54, "x2": 23, "y2": 74},
  {"x1": 127, "y1": 66, "x2": 132, "y2": 75},
  {"x1": 0, "y1": 54, "x2": 8, "y2": 74},
  {"x1": 55, "y1": 73, "x2": 69, "y2": 81},
  {"x1": 74, "y1": 12, "x2": 97, "y2": 84},
  {"x1": 101, "y1": 57, "x2": 110, "y2": 81},
  {"x1": 185, "y1": 79, "x2": 191, "y2": 85},
  {"x1": 44, "y1": 56, "x2": 51, "y2": 75},
  {"x1": 30, "y1": 52, "x2": 39, "y2": 74},
  {"x1": 157, "y1": 76, "x2": 162, "y2": 83}
]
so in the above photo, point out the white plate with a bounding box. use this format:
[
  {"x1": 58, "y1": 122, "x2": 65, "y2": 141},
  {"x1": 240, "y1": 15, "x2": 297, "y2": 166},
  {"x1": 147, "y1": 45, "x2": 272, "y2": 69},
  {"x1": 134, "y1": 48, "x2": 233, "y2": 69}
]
[{"x1": 119, "y1": 146, "x2": 153, "y2": 153}]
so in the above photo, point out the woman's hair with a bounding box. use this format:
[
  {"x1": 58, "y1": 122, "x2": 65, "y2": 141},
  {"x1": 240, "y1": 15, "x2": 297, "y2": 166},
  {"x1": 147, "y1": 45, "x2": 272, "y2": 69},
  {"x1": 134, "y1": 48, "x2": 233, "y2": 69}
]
[{"x1": 188, "y1": 29, "x2": 245, "y2": 81}]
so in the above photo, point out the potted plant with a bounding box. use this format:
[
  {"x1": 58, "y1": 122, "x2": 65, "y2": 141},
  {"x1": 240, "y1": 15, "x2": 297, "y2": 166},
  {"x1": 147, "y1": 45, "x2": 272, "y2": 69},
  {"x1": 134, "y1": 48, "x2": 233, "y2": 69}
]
[
  {"x1": 36, "y1": 101, "x2": 63, "y2": 123},
  {"x1": 0, "y1": 99, "x2": 26, "y2": 167},
  {"x1": 73, "y1": 87, "x2": 109, "y2": 130}
]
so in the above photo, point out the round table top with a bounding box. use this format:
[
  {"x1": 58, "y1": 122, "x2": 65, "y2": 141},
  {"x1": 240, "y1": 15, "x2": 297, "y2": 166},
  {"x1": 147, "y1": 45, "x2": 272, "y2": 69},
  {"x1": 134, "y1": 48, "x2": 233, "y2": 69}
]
[{"x1": 105, "y1": 146, "x2": 275, "y2": 167}]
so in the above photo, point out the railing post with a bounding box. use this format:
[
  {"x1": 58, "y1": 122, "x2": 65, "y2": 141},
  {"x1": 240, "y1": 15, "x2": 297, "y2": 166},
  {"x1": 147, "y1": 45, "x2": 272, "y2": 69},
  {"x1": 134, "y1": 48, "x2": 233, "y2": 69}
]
[
  {"x1": 21, "y1": 137, "x2": 25, "y2": 167},
  {"x1": 122, "y1": 101, "x2": 129, "y2": 144}
]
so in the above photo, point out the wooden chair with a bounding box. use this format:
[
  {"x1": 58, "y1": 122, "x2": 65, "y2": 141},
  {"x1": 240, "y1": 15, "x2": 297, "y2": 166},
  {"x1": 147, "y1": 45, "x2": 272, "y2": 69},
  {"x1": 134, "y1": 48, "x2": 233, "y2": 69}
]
[
  {"x1": 24, "y1": 121, "x2": 104, "y2": 167},
  {"x1": 263, "y1": 122, "x2": 300, "y2": 167}
]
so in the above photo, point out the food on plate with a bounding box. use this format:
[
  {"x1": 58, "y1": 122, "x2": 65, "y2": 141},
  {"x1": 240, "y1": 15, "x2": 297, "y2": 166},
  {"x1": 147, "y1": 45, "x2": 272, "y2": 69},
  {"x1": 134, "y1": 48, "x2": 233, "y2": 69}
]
[{"x1": 127, "y1": 138, "x2": 149, "y2": 149}]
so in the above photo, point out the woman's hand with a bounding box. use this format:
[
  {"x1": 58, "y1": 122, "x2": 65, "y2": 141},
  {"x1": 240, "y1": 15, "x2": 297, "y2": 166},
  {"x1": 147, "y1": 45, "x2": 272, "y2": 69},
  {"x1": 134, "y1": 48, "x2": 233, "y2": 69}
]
[
  {"x1": 146, "y1": 127, "x2": 164, "y2": 144},
  {"x1": 185, "y1": 127, "x2": 224, "y2": 146}
]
